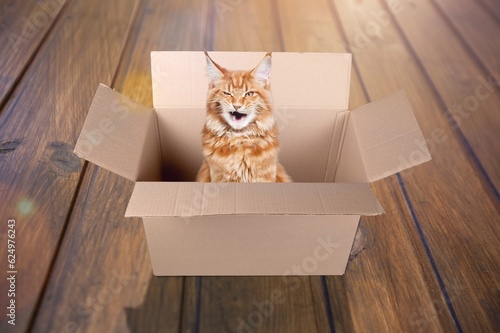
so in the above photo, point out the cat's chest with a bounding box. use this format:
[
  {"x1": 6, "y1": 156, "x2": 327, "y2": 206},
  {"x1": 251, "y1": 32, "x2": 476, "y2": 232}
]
[
  {"x1": 223, "y1": 137, "x2": 255, "y2": 152},
  {"x1": 204, "y1": 134, "x2": 278, "y2": 181},
  {"x1": 210, "y1": 138, "x2": 261, "y2": 160},
  {"x1": 205, "y1": 135, "x2": 276, "y2": 164}
]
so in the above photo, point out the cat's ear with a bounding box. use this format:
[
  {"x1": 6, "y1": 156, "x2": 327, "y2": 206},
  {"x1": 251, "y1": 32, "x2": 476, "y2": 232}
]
[
  {"x1": 204, "y1": 50, "x2": 226, "y2": 85},
  {"x1": 251, "y1": 52, "x2": 272, "y2": 86}
]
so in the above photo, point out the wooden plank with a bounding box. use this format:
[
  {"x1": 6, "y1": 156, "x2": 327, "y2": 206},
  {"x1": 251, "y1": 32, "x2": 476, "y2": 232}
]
[
  {"x1": 322, "y1": 179, "x2": 462, "y2": 333},
  {"x1": 30, "y1": 0, "x2": 209, "y2": 332},
  {"x1": 432, "y1": 0, "x2": 500, "y2": 81},
  {"x1": 9, "y1": 1, "x2": 496, "y2": 332},
  {"x1": 0, "y1": 0, "x2": 137, "y2": 332},
  {"x1": 180, "y1": 1, "x2": 326, "y2": 332},
  {"x1": 332, "y1": 0, "x2": 500, "y2": 331},
  {"x1": 277, "y1": 0, "x2": 344, "y2": 52},
  {"x1": 179, "y1": 0, "x2": 456, "y2": 331},
  {"x1": 0, "y1": 0, "x2": 67, "y2": 106},
  {"x1": 212, "y1": 0, "x2": 281, "y2": 51},
  {"x1": 391, "y1": 0, "x2": 500, "y2": 194},
  {"x1": 277, "y1": 0, "x2": 458, "y2": 331},
  {"x1": 182, "y1": 276, "x2": 326, "y2": 333},
  {"x1": 32, "y1": 168, "x2": 169, "y2": 333}
]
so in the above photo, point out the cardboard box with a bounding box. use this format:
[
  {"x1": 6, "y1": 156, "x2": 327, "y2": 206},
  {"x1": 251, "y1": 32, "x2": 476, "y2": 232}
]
[{"x1": 74, "y1": 52, "x2": 431, "y2": 275}]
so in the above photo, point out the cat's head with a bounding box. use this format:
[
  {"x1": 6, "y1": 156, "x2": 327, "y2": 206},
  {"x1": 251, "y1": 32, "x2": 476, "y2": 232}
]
[{"x1": 205, "y1": 51, "x2": 273, "y2": 131}]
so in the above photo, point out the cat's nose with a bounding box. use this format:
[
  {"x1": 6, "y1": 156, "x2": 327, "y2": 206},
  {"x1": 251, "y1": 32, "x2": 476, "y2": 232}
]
[{"x1": 233, "y1": 104, "x2": 242, "y2": 111}]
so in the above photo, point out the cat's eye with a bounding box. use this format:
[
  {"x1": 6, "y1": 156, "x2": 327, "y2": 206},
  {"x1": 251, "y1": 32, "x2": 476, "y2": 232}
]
[
  {"x1": 245, "y1": 91, "x2": 254, "y2": 97},
  {"x1": 223, "y1": 91, "x2": 231, "y2": 96}
]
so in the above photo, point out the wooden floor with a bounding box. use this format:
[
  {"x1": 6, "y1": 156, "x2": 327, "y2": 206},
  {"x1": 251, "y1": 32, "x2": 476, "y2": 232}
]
[{"x1": 0, "y1": 0, "x2": 499, "y2": 332}]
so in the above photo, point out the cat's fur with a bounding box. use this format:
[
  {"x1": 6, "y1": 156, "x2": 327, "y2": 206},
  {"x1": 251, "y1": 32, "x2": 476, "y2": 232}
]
[{"x1": 196, "y1": 51, "x2": 291, "y2": 182}]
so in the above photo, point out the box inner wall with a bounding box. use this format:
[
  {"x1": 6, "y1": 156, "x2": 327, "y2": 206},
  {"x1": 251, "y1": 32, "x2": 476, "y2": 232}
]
[{"x1": 154, "y1": 107, "x2": 349, "y2": 182}]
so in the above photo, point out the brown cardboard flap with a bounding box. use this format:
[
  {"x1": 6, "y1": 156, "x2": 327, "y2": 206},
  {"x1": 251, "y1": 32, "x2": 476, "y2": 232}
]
[
  {"x1": 74, "y1": 84, "x2": 162, "y2": 181},
  {"x1": 125, "y1": 182, "x2": 384, "y2": 217},
  {"x1": 336, "y1": 91, "x2": 431, "y2": 183},
  {"x1": 151, "y1": 51, "x2": 351, "y2": 109}
]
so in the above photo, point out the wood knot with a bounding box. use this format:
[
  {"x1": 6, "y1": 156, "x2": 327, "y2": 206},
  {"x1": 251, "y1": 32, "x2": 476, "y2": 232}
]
[
  {"x1": 49, "y1": 141, "x2": 81, "y2": 173},
  {"x1": 0, "y1": 138, "x2": 23, "y2": 154}
]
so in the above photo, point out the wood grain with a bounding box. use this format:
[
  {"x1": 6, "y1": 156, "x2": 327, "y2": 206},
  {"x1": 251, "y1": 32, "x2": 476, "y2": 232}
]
[
  {"x1": 180, "y1": 0, "x2": 444, "y2": 332},
  {"x1": 389, "y1": 0, "x2": 500, "y2": 194},
  {"x1": 432, "y1": 0, "x2": 500, "y2": 81},
  {"x1": 277, "y1": 0, "x2": 343, "y2": 52},
  {"x1": 476, "y1": 0, "x2": 500, "y2": 21},
  {"x1": 332, "y1": 0, "x2": 500, "y2": 331},
  {"x1": 182, "y1": 276, "x2": 325, "y2": 333},
  {"x1": 32, "y1": 168, "x2": 162, "y2": 333},
  {"x1": 31, "y1": 0, "x2": 208, "y2": 332},
  {"x1": 0, "y1": 0, "x2": 67, "y2": 106},
  {"x1": 212, "y1": 0, "x2": 281, "y2": 51},
  {"x1": 180, "y1": 1, "x2": 325, "y2": 332},
  {"x1": 0, "y1": 0, "x2": 498, "y2": 332},
  {"x1": 277, "y1": 0, "x2": 457, "y2": 331},
  {"x1": 0, "y1": 0, "x2": 137, "y2": 332}
]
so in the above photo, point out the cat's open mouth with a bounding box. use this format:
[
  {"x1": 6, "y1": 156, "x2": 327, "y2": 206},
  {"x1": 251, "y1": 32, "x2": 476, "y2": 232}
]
[{"x1": 230, "y1": 111, "x2": 247, "y2": 122}]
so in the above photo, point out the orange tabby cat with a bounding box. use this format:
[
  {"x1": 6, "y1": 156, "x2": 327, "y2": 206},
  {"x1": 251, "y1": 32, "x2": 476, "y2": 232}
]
[{"x1": 196, "y1": 51, "x2": 291, "y2": 182}]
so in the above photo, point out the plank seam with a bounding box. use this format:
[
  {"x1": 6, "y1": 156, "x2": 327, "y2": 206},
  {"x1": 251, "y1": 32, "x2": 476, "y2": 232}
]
[
  {"x1": 377, "y1": 1, "x2": 467, "y2": 330},
  {"x1": 0, "y1": 0, "x2": 70, "y2": 115},
  {"x1": 25, "y1": 161, "x2": 89, "y2": 333},
  {"x1": 194, "y1": 277, "x2": 203, "y2": 333},
  {"x1": 320, "y1": 276, "x2": 336, "y2": 333},
  {"x1": 307, "y1": 277, "x2": 322, "y2": 332},
  {"x1": 25, "y1": 0, "x2": 144, "y2": 331},
  {"x1": 110, "y1": 0, "x2": 146, "y2": 85},
  {"x1": 177, "y1": 278, "x2": 187, "y2": 333},
  {"x1": 271, "y1": 0, "x2": 286, "y2": 52},
  {"x1": 380, "y1": 0, "x2": 500, "y2": 203},
  {"x1": 396, "y1": 174, "x2": 464, "y2": 333},
  {"x1": 429, "y1": 0, "x2": 499, "y2": 83},
  {"x1": 325, "y1": 0, "x2": 370, "y2": 102},
  {"x1": 270, "y1": 5, "x2": 331, "y2": 332},
  {"x1": 204, "y1": 0, "x2": 215, "y2": 50},
  {"x1": 475, "y1": 0, "x2": 500, "y2": 25},
  {"x1": 327, "y1": 1, "x2": 466, "y2": 331}
]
